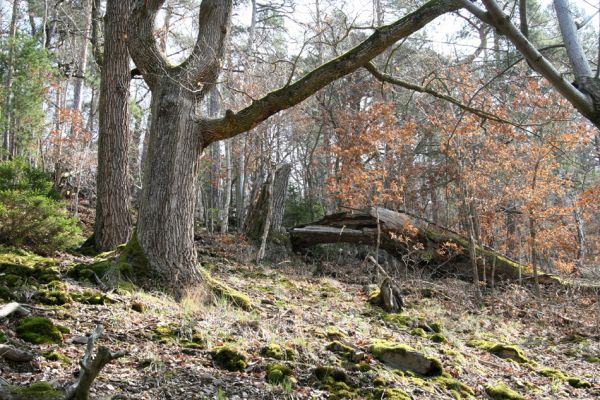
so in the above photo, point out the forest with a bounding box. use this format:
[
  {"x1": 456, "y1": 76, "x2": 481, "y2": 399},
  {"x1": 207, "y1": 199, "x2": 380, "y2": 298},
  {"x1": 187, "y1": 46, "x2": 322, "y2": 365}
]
[{"x1": 0, "y1": 0, "x2": 599, "y2": 399}]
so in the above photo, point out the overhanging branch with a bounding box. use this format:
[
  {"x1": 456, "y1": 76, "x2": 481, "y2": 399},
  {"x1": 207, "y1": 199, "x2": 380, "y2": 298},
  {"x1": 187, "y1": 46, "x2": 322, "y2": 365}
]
[{"x1": 200, "y1": 0, "x2": 463, "y2": 145}]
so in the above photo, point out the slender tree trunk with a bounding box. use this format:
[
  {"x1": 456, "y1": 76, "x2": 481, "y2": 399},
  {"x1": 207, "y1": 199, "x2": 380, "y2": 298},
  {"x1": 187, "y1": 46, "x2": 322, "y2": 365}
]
[
  {"x1": 2, "y1": 0, "x2": 20, "y2": 160},
  {"x1": 71, "y1": 0, "x2": 93, "y2": 122},
  {"x1": 94, "y1": 0, "x2": 133, "y2": 251},
  {"x1": 221, "y1": 139, "x2": 232, "y2": 233}
]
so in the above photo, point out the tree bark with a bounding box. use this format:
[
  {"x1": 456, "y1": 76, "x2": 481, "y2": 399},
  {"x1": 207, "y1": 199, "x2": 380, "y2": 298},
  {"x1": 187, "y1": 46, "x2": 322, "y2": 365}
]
[
  {"x1": 245, "y1": 163, "x2": 291, "y2": 241},
  {"x1": 94, "y1": 0, "x2": 133, "y2": 251}
]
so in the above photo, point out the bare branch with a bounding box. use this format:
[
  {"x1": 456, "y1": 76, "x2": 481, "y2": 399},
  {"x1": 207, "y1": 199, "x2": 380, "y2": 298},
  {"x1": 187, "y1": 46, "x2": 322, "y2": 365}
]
[
  {"x1": 364, "y1": 63, "x2": 514, "y2": 125},
  {"x1": 128, "y1": 0, "x2": 169, "y2": 88},
  {"x1": 174, "y1": 0, "x2": 233, "y2": 93},
  {"x1": 201, "y1": 0, "x2": 463, "y2": 145},
  {"x1": 465, "y1": 0, "x2": 594, "y2": 120}
]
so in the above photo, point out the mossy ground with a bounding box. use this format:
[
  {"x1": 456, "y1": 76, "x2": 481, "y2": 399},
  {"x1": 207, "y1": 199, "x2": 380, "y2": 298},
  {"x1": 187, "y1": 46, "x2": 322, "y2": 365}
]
[{"x1": 1, "y1": 234, "x2": 598, "y2": 399}]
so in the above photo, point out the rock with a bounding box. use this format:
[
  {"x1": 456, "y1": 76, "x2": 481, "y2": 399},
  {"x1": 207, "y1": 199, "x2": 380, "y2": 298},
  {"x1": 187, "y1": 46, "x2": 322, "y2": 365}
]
[
  {"x1": 485, "y1": 382, "x2": 526, "y2": 400},
  {"x1": 370, "y1": 340, "x2": 443, "y2": 376},
  {"x1": 210, "y1": 346, "x2": 247, "y2": 371}
]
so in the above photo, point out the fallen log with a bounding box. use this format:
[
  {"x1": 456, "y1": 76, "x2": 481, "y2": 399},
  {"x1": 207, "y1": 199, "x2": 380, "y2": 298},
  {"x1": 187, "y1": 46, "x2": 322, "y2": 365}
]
[
  {"x1": 0, "y1": 345, "x2": 35, "y2": 362},
  {"x1": 289, "y1": 207, "x2": 531, "y2": 282}
]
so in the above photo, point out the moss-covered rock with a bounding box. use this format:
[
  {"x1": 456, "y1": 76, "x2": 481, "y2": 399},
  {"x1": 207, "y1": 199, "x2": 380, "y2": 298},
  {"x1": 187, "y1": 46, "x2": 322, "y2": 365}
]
[
  {"x1": 325, "y1": 326, "x2": 347, "y2": 340},
  {"x1": 326, "y1": 341, "x2": 355, "y2": 360},
  {"x1": 314, "y1": 366, "x2": 356, "y2": 399},
  {"x1": 34, "y1": 282, "x2": 71, "y2": 305},
  {"x1": 0, "y1": 330, "x2": 6, "y2": 343},
  {"x1": 10, "y1": 382, "x2": 63, "y2": 399},
  {"x1": 429, "y1": 333, "x2": 448, "y2": 343},
  {"x1": 0, "y1": 248, "x2": 60, "y2": 288},
  {"x1": 210, "y1": 346, "x2": 247, "y2": 371},
  {"x1": 71, "y1": 289, "x2": 111, "y2": 305},
  {"x1": 131, "y1": 301, "x2": 145, "y2": 313},
  {"x1": 370, "y1": 340, "x2": 443, "y2": 376},
  {"x1": 0, "y1": 284, "x2": 14, "y2": 300},
  {"x1": 369, "y1": 388, "x2": 411, "y2": 400},
  {"x1": 201, "y1": 269, "x2": 252, "y2": 310},
  {"x1": 566, "y1": 377, "x2": 592, "y2": 389},
  {"x1": 260, "y1": 343, "x2": 296, "y2": 360},
  {"x1": 467, "y1": 339, "x2": 529, "y2": 363},
  {"x1": 435, "y1": 373, "x2": 474, "y2": 398},
  {"x1": 181, "y1": 333, "x2": 207, "y2": 350},
  {"x1": 429, "y1": 321, "x2": 443, "y2": 333},
  {"x1": 485, "y1": 383, "x2": 526, "y2": 400},
  {"x1": 16, "y1": 317, "x2": 64, "y2": 344},
  {"x1": 43, "y1": 350, "x2": 70, "y2": 365},
  {"x1": 266, "y1": 363, "x2": 293, "y2": 384},
  {"x1": 410, "y1": 327, "x2": 427, "y2": 338}
]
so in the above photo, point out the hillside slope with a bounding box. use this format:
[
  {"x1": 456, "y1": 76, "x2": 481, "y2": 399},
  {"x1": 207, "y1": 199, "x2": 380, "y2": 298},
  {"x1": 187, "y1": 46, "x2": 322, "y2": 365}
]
[{"x1": 1, "y1": 236, "x2": 599, "y2": 399}]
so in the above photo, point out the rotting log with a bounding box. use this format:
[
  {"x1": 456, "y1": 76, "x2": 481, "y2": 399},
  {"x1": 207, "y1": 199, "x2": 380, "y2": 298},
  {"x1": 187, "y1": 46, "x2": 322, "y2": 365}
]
[{"x1": 289, "y1": 207, "x2": 536, "y2": 282}]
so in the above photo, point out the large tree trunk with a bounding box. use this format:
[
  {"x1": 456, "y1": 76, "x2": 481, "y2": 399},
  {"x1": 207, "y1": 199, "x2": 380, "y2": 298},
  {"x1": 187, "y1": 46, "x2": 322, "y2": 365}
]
[
  {"x1": 136, "y1": 82, "x2": 204, "y2": 297},
  {"x1": 94, "y1": 0, "x2": 132, "y2": 251}
]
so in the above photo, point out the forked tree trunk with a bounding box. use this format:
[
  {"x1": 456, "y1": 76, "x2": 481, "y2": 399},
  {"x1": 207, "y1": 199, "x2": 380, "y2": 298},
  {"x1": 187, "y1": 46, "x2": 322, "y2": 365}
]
[
  {"x1": 94, "y1": 0, "x2": 132, "y2": 251},
  {"x1": 127, "y1": 0, "x2": 462, "y2": 296}
]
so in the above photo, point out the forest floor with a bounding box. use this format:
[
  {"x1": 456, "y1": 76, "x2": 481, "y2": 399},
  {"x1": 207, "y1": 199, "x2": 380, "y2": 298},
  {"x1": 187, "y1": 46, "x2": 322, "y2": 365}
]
[{"x1": 1, "y1": 235, "x2": 600, "y2": 400}]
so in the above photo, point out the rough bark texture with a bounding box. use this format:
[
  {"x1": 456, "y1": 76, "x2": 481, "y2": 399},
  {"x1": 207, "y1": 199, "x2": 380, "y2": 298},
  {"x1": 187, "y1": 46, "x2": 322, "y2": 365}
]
[
  {"x1": 289, "y1": 207, "x2": 535, "y2": 282},
  {"x1": 245, "y1": 163, "x2": 291, "y2": 241},
  {"x1": 2, "y1": 0, "x2": 20, "y2": 159},
  {"x1": 94, "y1": 0, "x2": 133, "y2": 251}
]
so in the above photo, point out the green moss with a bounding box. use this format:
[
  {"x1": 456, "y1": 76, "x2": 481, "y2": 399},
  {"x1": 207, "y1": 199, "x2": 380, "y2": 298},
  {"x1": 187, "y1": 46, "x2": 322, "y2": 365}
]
[
  {"x1": 467, "y1": 340, "x2": 529, "y2": 363},
  {"x1": 370, "y1": 340, "x2": 443, "y2": 377},
  {"x1": 485, "y1": 383, "x2": 526, "y2": 400},
  {"x1": 266, "y1": 363, "x2": 293, "y2": 384},
  {"x1": 566, "y1": 377, "x2": 592, "y2": 388},
  {"x1": 325, "y1": 326, "x2": 347, "y2": 340},
  {"x1": 314, "y1": 366, "x2": 356, "y2": 399},
  {"x1": 0, "y1": 330, "x2": 6, "y2": 343},
  {"x1": 410, "y1": 327, "x2": 427, "y2": 337},
  {"x1": 326, "y1": 341, "x2": 355, "y2": 359},
  {"x1": 368, "y1": 288, "x2": 382, "y2": 306},
  {"x1": 0, "y1": 284, "x2": 14, "y2": 300},
  {"x1": 370, "y1": 388, "x2": 411, "y2": 400},
  {"x1": 131, "y1": 301, "x2": 145, "y2": 313},
  {"x1": 381, "y1": 313, "x2": 415, "y2": 328},
  {"x1": 314, "y1": 366, "x2": 348, "y2": 383},
  {"x1": 201, "y1": 269, "x2": 252, "y2": 310},
  {"x1": 430, "y1": 333, "x2": 448, "y2": 343},
  {"x1": 260, "y1": 343, "x2": 296, "y2": 360},
  {"x1": 562, "y1": 333, "x2": 587, "y2": 344},
  {"x1": 16, "y1": 317, "x2": 64, "y2": 344},
  {"x1": 210, "y1": 346, "x2": 247, "y2": 371},
  {"x1": 429, "y1": 322, "x2": 443, "y2": 333},
  {"x1": 10, "y1": 382, "x2": 63, "y2": 399},
  {"x1": 585, "y1": 355, "x2": 600, "y2": 363},
  {"x1": 539, "y1": 368, "x2": 567, "y2": 380},
  {"x1": 0, "y1": 248, "x2": 60, "y2": 286},
  {"x1": 34, "y1": 282, "x2": 71, "y2": 305},
  {"x1": 436, "y1": 374, "x2": 474, "y2": 398},
  {"x1": 71, "y1": 289, "x2": 111, "y2": 305},
  {"x1": 43, "y1": 350, "x2": 70, "y2": 364}
]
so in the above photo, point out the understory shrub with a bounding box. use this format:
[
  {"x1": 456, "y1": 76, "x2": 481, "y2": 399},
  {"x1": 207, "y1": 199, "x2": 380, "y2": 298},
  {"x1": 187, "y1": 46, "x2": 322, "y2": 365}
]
[{"x1": 0, "y1": 160, "x2": 82, "y2": 253}]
